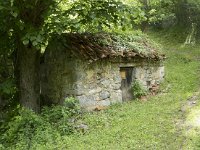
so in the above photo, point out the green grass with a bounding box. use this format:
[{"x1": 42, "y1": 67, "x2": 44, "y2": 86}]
[
  {"x1": 182, "y1": 101, "x2": 200, "y2": 150},
  {"x1": 180, "y1": 92, "x2": 200, "y2": 150}
]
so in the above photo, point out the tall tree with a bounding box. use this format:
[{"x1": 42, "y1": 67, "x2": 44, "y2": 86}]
[
  {"x1": 12, "y1": 1, "x2": 56, "y2": 112},
  {"x1": 0, "y1": 0, "x2": 128, "y2": 111}
]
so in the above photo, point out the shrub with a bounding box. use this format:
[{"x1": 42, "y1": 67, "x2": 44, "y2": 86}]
[
  {"x1": 0, "y1": 107, "x2": 49, "y2": 149},
  {"x1": 131, "y1": 80, "x2": 147, "y2": 99},
  {"x1": 0, "y1": 97, "x2": 81, "y2": 149},
  {"x1": 41, "y1": 97, "x2": 81, "y2": 135}
]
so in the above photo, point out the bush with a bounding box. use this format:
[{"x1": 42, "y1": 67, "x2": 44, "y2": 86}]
[
  {"x1": 0, "y1": 107, "x2": 49, "y2": 149},
  {"x1": 41, "y1": 97, "x2": 81, "y2": 135},
  {"x1": 131, "y1": 80, "x2": 147, "y2": 99},
  {"x1": 0, "y1": 97, "x2": 81, "y2": 149}
]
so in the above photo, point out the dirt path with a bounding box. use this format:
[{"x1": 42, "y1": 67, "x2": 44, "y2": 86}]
[{"x1": 179, "y1": 90, "x2": 200, "y2": 149}]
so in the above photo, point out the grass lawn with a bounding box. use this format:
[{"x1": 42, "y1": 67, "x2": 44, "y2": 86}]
[
  {"x1": 2, "y1": 31, "x2": 200, "y2": 150},
  {"x1": 55, "y1": 32, "x2": 200, "y2": 150}
]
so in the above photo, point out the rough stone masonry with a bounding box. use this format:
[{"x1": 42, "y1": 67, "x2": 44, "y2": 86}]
[{"x1": 41, "y1": 32, "x2": 165, "y2": 110}]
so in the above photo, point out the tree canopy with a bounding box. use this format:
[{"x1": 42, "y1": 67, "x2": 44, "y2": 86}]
[{"x1": 0, "y1": 0, "x2": 135, "y2": 111}]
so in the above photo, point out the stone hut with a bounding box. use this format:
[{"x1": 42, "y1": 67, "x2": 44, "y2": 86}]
[{"x1": 41, "y1": 32, "x2": 165, "y2": 110}]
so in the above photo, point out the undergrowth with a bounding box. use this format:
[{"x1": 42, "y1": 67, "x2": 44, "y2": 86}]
[{"x1": 0, "y1": 97, "x2": 81, "y2": 150}]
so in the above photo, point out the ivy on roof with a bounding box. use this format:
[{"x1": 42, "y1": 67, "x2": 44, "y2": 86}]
[
  {"x1": 94, "y1": 31, "x2": 163, "y2": 56},
  {"x1": 56, "y1": 31, "x2": 165, "y2": 63}
]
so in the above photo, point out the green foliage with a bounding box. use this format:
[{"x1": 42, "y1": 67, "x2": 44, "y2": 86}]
[
  {"x1": 92, "y1": 31, "x2": 162, "y2": 57},
  {"x1": 123, "y1": 0, "x2": 175, "y2": 30},
  {"x1": 1, "y1": 108, "x2": 47, "y2": 146},
  {"x1": 62, "y1": 0, "x2": 133, "y2": 32},
  {"x1": 148, "y1": 0, "x2": 175, "y2": 24},
  {"x1": 41, "y1": 97, "x2": 81, "y2": 135},
  {"x1": 0, "y1": 97, "x2": 81, "y2": 149},
  {"x1": 131, "y1": 80, "x2": 147, "y2": 98},
  {"x1": 174, "y1": 0, "x2": 200, "y2": 25},
  {"x1": 0, "y1": 79, "x2": 16, "y2": 95}
]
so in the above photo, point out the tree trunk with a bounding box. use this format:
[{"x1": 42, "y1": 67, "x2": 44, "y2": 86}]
[
  {"x1": 175, "y1": 0, "x2": 189, "y2": 26},
  {"x1": 140, "y1": 0, "x2": 150, "y2": 32},
  {"x1": 18, "y1": 43, "x2": 40, "y2": 112}
]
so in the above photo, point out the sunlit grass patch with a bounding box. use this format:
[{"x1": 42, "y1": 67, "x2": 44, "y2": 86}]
[{"x1": 182, "y1": 95, "x2": 200, "y2": 150}]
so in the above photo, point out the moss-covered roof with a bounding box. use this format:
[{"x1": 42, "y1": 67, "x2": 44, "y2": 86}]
[{"x1": 59, "y1": 31, "x2": 165, "y2": 63}]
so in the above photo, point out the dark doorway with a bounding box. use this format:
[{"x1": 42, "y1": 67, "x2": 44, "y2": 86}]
[{"x1": 120, "y1": 67, "x2": 135, "y2": 101}]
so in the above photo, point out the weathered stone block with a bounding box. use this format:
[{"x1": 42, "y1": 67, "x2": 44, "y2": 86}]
[
  {"x1": 100, "y1": 79, "x2": 110, "y2": 87},
  {"x1": 97, "y1": 100, "x2": 111, "y2": 106},
  {"x1": 113, "y1": 83, "x2": 121, "y2": 90},
  {"x1": 110, "y1": 90, "x2": 122, "y2": 103},
  {"x1": 113, "y1": 76, "x2": 121, "y2": 83},
  {"x1": 88, "y1": 87, "x2": 102, "y2": 94},
  {"x1": 77, "y1": 95, "x2": 97, "y2": 107},
  {"x1": 99, "y1": 91, "x2": 111, "y2": 100}
]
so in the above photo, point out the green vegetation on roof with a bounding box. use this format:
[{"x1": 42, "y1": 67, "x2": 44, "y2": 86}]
[
  {"x1": 95, "y1": 31, "x2": 163, "y2": 57},
  {"x1": 60, "y1": 31, "x2": 164, "y2": 61}
]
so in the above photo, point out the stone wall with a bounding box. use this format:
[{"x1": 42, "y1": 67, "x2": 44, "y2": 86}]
[
  {"x1": 41, "y1": 41, "x2": 164, "y2": 110},
  {"x1": 132, "y1": 64, "x2": 165, "y2": 90},
  {"x1": 119, "y1": 61, "x2": 164, "y2": 84},
  {"x1": 41, "y1": 57, "x2": 123, "y2": 110},
  {"x1": 74, "y1": 61, "x2": 164, "y2": 110},
  {"x1": 74, "y1": 61, "x2": 122, "y2": 110},
  {"x1": 41, "y1": 54, "x2": 164, "y2": 110}
]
